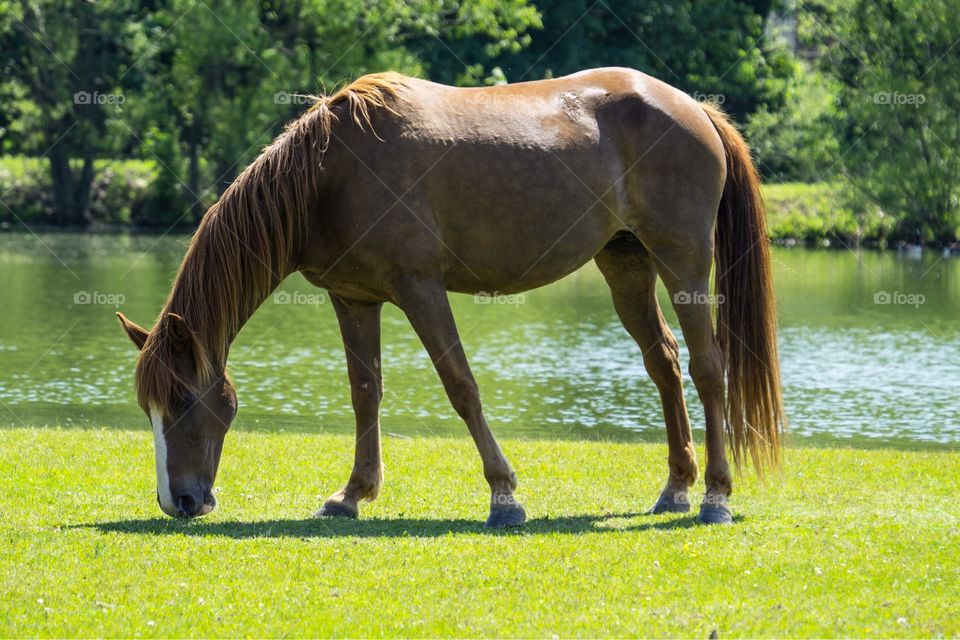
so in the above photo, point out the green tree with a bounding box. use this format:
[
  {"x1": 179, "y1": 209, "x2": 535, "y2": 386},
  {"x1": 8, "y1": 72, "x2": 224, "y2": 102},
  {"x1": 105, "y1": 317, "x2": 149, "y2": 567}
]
[
  {"x1": 127, "y1": 0, "x2": 540, "y2": 225},
  {"x1": 423, "y1": 0, "x2": 794, "y2": 118},
  {"x1": 1, "y1": 0, "x2": 539, "y2": 227},
  {"x1": 803, "y1": 0, "x2": 960, "y2": 242},
  {"x1": 746, "y1": 64, "x2": 841, "y2": 181},
  {"x1": 0, "y1": 0, "x2": 143, "y2": 225}
]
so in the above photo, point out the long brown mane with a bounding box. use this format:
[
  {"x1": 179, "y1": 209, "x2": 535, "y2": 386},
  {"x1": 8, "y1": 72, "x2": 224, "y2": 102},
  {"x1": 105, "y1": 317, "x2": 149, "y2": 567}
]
[{"x1": 135, "y1": 72, "x2": 407, "y2": 413}]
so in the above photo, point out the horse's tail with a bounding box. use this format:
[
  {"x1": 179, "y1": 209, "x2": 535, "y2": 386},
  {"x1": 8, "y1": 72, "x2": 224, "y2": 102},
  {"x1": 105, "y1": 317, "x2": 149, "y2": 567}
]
[{"x1": 702, "y1": 103, "x2": 785, "y2": 473}]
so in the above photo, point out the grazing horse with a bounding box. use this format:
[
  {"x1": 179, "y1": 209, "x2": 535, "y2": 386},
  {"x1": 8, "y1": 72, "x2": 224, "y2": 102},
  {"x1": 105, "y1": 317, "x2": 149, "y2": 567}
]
[{"x1": 117, "y1": 68, "x2": 784, "y2": 527}]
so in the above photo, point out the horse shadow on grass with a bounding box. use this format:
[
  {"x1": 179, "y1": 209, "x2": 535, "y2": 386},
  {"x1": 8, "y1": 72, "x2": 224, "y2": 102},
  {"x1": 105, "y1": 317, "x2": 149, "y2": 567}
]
[{"x1": 78, "y1": 512, "x2": 743, "y2": 539}]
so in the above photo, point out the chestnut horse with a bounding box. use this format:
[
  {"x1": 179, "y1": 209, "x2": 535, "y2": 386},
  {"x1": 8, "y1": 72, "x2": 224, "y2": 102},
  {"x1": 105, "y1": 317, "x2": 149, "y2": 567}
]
[{"x1": 117, "y1": 68, "x2": 784, "y2": 527}]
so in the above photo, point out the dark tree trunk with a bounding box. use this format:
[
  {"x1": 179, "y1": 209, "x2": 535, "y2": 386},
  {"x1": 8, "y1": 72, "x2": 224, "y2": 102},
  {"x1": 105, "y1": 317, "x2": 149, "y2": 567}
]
[
  {"x1": 48, "y1": 146, "x2": 82, "y2": 226},
  {"x1": 76, "y1": 148, "x2": 95, "y2": 219},
  {"x1": 46, "y1": 126, "x2": 95, "y2": 227},
  {"x1": 188, "y1": 138, "x2": 203, "y2": 224}
]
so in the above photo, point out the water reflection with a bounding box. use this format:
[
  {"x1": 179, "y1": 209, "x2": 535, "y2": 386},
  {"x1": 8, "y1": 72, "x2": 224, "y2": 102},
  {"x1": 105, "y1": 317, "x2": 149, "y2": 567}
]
[{"x1": 0, "y1": 232, "x2": 957, "y2": 447}]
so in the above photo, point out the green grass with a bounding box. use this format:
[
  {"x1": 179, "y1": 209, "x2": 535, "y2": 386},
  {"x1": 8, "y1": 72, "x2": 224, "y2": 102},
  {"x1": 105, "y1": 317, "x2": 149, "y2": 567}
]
[
  {"x1": 0, "y1": 157, "x2": 157, "y2": 225},
  {"x1": 763, "y1": 182, "x2": 891, "y2": 245},
  {"x1": 0, "y1": 156, "x2": 156, "y2": 179},
  {"x1": 1, "y1": 428, "x2": 957, "y2": 637}
]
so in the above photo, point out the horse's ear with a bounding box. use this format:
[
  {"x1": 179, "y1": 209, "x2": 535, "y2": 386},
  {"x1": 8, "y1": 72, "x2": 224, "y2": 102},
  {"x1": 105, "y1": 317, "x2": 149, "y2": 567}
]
[
  {"x1": 116, "y1": 312, "x2": 149, "y2": 351},
  {"x1": 164, "y1": 312, "x2": 196, "y2": 353}
]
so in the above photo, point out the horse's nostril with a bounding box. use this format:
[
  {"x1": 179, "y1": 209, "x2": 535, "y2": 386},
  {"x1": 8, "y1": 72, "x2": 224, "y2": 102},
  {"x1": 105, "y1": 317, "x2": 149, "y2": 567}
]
[{"x1": 176, "y1": 493, "x2": 200, "y2": 518}]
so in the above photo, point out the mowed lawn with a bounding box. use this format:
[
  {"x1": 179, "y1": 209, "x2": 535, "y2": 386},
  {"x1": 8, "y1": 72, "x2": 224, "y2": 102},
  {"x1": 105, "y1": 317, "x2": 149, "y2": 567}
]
[{"x1": 1, "y1": 428, "x2": 957, "y2": 638}]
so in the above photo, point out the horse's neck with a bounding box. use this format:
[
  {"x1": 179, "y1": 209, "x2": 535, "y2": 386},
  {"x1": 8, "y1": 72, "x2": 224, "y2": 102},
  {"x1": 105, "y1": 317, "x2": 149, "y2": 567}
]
[
  {"x1": 163, "y1": 105, "x2": 329, "y2": 362},
  {"x1": 163, "y1": 207, "x2": 298, "y2": 366}
]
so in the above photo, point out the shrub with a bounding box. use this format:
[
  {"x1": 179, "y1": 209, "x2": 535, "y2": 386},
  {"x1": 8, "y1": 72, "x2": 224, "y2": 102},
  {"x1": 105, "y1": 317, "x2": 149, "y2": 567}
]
[{"x1": 0, "y1": 157, "x2": 155, "y2": 227}]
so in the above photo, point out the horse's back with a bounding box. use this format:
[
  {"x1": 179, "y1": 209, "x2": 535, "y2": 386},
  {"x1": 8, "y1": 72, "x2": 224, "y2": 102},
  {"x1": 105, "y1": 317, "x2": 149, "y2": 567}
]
[{"x1": 394, "y1": 68, "x2": 703, "y2": 146}]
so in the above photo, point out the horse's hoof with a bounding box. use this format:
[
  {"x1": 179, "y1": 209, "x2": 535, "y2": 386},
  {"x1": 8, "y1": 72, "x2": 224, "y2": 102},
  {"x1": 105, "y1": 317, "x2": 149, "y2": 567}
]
[
  {"x1": 648, "y1": 492, "x2": 691, "y2": 515},
  {"x1": 485, "y1": 502, "x2": 526, "y2": 529},
  {"x1": 315, "y1": 500, "x2": 358, "y2": 519},
  {"x1": 696, "y1": 502, "x2": 733, "y2": 525}
]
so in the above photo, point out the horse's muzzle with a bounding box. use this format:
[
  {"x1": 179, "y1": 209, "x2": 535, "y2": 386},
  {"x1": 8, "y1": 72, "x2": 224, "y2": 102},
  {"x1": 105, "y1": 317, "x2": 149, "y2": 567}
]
[{"x1": 159, "y1": 490, "x2": 217, "y2": 519}]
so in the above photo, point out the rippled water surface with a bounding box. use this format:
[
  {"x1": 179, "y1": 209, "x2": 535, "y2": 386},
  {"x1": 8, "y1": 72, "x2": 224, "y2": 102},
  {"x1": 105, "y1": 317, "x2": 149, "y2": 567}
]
[{"x1": 1, "y1": 233, "x2": 957, "y2": 447}]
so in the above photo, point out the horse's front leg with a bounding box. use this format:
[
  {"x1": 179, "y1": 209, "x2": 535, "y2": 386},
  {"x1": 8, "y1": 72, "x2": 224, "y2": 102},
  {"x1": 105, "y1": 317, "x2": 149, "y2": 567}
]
[
  {"x1": 395, "y1": 280, "x2": 526, "y2": 528},
  {"x1": 316, "y1": 295, "x2": 384, "y2": 518}
]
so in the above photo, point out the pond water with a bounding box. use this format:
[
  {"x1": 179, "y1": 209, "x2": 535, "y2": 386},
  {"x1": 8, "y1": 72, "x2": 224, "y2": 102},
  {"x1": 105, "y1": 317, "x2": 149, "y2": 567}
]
[{"x1": 0, "y1": 232, "x2": 957, "y2": 448}]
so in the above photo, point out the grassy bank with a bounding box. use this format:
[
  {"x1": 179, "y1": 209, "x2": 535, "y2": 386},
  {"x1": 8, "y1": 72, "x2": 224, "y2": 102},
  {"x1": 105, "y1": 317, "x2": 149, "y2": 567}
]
[
  {"x1": 763, "y1": 182, "x2": 891, "y2": 246},
  {"x1": 0, "y1": 157, "x2": 157, "y2": 225},
  {"x1": 1, "y1": 428, "x2": 956, "y2": 637}
]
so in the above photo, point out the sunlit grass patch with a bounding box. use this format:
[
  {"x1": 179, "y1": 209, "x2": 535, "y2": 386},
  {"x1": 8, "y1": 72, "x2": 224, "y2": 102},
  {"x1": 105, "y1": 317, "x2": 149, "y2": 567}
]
[{"x1": 0, "y1": 428, "x2": 956, "y2": 637}]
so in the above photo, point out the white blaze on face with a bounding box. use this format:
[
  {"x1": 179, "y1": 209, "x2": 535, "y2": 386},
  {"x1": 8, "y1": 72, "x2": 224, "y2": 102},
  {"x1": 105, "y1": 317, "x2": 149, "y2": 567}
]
[{"x1": 150, "y1": 406, "x2": 177, "y2": 516}]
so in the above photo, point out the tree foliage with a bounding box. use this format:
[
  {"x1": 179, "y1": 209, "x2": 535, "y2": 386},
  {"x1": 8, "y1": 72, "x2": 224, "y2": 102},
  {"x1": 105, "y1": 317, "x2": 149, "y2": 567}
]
[
  {"x1": 803, "y1": 0, "x2": 960, "y2": 242},
  {"x1": 19, "y1": 0, "x2": 952, "y2": 240},
  {"x1": 746, "y1": 64, "x2": 841, "y2": 182},
  {"x1": 0, "y1": 0, "x2": 541, "y2": 226},
  {"x1": 0, "y1": 0, "x2": 145, "y2": 224},
  {"x1": 423, "y1": 0, "x2": 794, "y2": 118}
]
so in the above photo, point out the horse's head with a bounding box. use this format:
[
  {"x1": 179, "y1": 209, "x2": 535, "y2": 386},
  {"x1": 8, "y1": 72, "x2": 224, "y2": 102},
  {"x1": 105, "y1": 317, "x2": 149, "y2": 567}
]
[{"x1": 117, "y1": 312, "x2": 237, "y2": 519}]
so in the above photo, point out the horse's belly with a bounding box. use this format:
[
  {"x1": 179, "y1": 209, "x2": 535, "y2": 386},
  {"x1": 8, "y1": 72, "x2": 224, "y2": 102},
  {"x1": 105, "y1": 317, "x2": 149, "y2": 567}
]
[
  {"x1": 441, "y1": 248, "x2": 604, "y2": 295},
  {"x1": 434, "y1": 187, "x2": 618, "y2": 295},
  {"x1": 422, "y1": 143, "x2": 624, "y2": 293}
]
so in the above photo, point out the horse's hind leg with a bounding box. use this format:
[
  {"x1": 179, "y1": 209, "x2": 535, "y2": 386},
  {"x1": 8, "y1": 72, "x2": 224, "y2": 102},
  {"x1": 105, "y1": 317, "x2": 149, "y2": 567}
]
[
  {"x1": 648, "y1": 235, "x2": 733, "y2": 525},
  {"x1": 317, "y1": 295, "x2": 384, "y2": 518},
  {"x1": 595, "y1": 234, "x2": 699, "y2": 513},
  {"x1": 394, "y1": 280, "x2": 525, "y2": 528}
]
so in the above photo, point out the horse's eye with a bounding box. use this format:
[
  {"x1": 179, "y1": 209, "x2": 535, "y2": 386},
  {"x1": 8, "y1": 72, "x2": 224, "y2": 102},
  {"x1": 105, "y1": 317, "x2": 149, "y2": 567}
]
[{"x1": 179, "y1": 396, "x2": 196, "y2": 413}]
